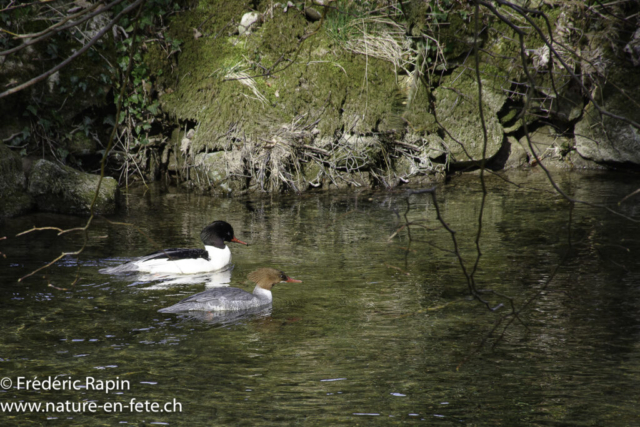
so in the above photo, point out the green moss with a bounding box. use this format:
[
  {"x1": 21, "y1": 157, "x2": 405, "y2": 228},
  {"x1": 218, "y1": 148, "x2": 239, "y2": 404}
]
[
  {"x1": 159, "y1": 1, "x2": 411, "y2": 152},
  {"x1": 402, "y1": 77, "x2": 437, "y2": 134},
  {"x1": 28, "y1": 160, "x2": 118, "y2": 216},
  {"x1": 439, "y1": 12, "x2": 475, "y2": 61}
]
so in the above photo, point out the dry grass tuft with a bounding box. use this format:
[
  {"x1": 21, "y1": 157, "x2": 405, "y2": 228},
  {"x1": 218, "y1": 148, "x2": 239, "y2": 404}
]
[
  {"x1": 342, "y1": 17, "x2": 417, "y2": 78},
  {"x1": 215, "y1": 62, "x2": 267, "y2": 105}
]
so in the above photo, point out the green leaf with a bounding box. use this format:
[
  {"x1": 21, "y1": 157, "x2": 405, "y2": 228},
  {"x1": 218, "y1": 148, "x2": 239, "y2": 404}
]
[
  {"x1": 26, "y1": 105, "x2": 37, "y2": 116},
  {"x1": 147, "y1": 102, "x2": 159, "y2": 115},
  {"x1": 46, "y1": 43, "x2": 58, "y2": 58},
  {"x1": 57, "y1": 147, "x2": 69, "y2": 160},
  {"x1": 103, "y1": 115, "x2": 116, "y2": 126}
]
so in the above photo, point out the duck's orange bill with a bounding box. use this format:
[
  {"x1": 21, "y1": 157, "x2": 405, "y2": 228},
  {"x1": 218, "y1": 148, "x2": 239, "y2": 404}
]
[
  {"x1": 285, "y1": 277, "x2": 302, "y2": 283},
  {"x1": 231, "y1": 236, "x2": 248, "y2": 245}
]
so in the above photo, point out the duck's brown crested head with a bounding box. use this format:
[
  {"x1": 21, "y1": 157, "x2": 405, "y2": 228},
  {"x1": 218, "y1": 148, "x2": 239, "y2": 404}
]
[{"x1": 248, "y1": 268, "x2": 301, "y2": 290}]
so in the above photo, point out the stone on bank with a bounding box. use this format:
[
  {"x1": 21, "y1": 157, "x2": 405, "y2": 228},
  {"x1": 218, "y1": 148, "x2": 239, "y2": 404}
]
[{"x1": 28, "y1": 159, "x2": 118, "y2": 215}]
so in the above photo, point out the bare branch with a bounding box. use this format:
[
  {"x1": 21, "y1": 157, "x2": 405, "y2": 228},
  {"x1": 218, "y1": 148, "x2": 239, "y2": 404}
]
[
  {"x1": 14, "y1": 0, "x2": 147, "y2": 282},
  {"x1": 0, "y1": 0, "x2": 142, "y2": 99},
  {"x1": 0, "y1": 0, "x2": 127, "y2": 56}
]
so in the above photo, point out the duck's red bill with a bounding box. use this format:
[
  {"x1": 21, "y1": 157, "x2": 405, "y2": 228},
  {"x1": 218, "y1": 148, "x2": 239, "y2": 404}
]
[
  {"x1": 285, "y1": 277, "x2": 302, "y2": 283},
  {"x1": 231, "y1": 236, "x2": 248, "y2": 245}
]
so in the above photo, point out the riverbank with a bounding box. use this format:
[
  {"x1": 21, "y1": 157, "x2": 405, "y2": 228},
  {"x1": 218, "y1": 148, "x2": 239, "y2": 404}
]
[{"x1": 1, "y1": 1, "x2": 638, "y2": 218}]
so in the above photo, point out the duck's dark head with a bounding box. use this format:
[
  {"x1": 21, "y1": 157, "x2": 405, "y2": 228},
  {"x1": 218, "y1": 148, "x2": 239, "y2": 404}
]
[{"x1": 200, "y1": 221, "x2": 248, "y2": 249}]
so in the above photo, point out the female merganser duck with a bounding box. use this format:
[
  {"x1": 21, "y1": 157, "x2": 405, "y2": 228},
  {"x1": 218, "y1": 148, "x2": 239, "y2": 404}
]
[
  {"x1": 157, "y1": 268, "x2": 301, "y2": 313},
  {"x1": 100, "y1": 220, "x2": 247, "y2": 275}
]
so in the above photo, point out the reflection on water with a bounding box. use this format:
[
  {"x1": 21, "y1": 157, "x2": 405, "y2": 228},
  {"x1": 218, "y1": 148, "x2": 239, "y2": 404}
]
[
  {"x1": 1, "y1": 170, "x2": 640, "y2": 424},
  {"x1": 110, "y1": 268, "x2": 233, "y2": 290}
]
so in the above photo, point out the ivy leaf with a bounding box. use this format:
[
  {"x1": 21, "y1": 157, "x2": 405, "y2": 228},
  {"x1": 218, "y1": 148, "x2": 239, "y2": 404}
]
[
  {"x1": 147, "y1": 102, "x2": 159, "y2": 115},
  {"x1": 57, "y1": 147, "x2": 69, "y2": 160},
  {"x1": 103, "y1": 115, "x2": 115, "y2": 126}
]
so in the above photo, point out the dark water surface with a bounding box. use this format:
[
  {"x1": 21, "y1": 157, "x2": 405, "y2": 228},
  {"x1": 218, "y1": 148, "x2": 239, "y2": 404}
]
[{"x1": 2, "y1": 170, "x2": 640, "y2": 425}]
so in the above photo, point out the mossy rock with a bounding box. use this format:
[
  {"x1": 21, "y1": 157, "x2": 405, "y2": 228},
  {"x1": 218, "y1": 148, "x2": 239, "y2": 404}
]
[
  {"x1": 28, "y1": 160, "x2": 119, "y2": 215},
  {"x1": 194, "y1": 152, "x2": 230, "y2": 192},
  {"x1": 519, "y1": 126, "x2": 571, "y2": 160},
  {"x1": 575, "y1": 64, "x2": 640, "y2": 164},
  {"x1": 193, "y1": 150, "x2": 247, "y2": 193},
  {"x1": 434, "y1": 69, "x2": 507, "y2": 162},
  {"x1": 402, "y1": 75, "x2": 438, "y2": 134},
  {"x1": 504, "y1": 136, "x2": 529, "y2": 169},
  {"x1": 0, "y1": 144, "x2": 34, "y2": 218}
]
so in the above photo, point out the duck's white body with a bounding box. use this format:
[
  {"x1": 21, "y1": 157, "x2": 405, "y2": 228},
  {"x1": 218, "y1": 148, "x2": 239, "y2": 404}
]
[
  {"x1": 100, "y1": 221, "x2": 246, "y2": 275},
  {"x1": 100, "y1": 245, "x2": 231, "y2": 275},
  {"x1": 135, "y1": 245, "x2": 231, "y2": 274}
]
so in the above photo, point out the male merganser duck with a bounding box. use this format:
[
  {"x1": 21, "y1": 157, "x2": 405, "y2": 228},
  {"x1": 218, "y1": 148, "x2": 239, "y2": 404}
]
[
  {"x1": 157, "y1": 268, "x2": 301, "y2": 313},
  {"x1": 99, "y1": 220, "x2": 247, "y2": 275}
]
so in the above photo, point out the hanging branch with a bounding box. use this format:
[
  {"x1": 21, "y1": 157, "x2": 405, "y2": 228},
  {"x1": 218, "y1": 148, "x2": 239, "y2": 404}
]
[
  {"x1": 0, "y1": 0, "x2": 127, "y2": 56},
  {"x1": 387, "y1": 1, "x2": 639, "y2": 365},
  {"x1": 0, "y1": 0, "x2": 141, "y2": 99},
  {"x1": 475, "y1": 0, "x2": 640, "y2": 224},
  {"x1": 479, "y1": 0, "x2": 640, "y2": 131},
  {"x1": 0, "y1": 0, "x2": 56, "y2": 14},
  {"x1": 468, "y1": 0, "x2": 490, "y2": 284},
  {"x1": 15, "y1": 0, "x2": 148, "y2": 283}
]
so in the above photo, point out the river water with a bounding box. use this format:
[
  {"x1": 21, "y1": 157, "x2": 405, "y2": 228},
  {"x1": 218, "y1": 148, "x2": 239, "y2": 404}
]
[{"x1": 1, "y1": 169, "x2": 640, "y2": 425}]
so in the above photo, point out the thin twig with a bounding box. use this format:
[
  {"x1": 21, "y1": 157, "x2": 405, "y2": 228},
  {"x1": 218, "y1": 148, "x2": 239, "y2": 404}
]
[
  {"x1": 16, "y1": 0, "x2": 147, "y2": 282},
  {"x1": 0, "y1": 0, "x2": 142, "y2": 99}
]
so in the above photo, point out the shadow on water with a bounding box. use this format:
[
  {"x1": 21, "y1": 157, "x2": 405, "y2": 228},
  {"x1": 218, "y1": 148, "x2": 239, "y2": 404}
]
[{"x1": 1, "y1": 170, "x2": 640, "y2": 424}]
